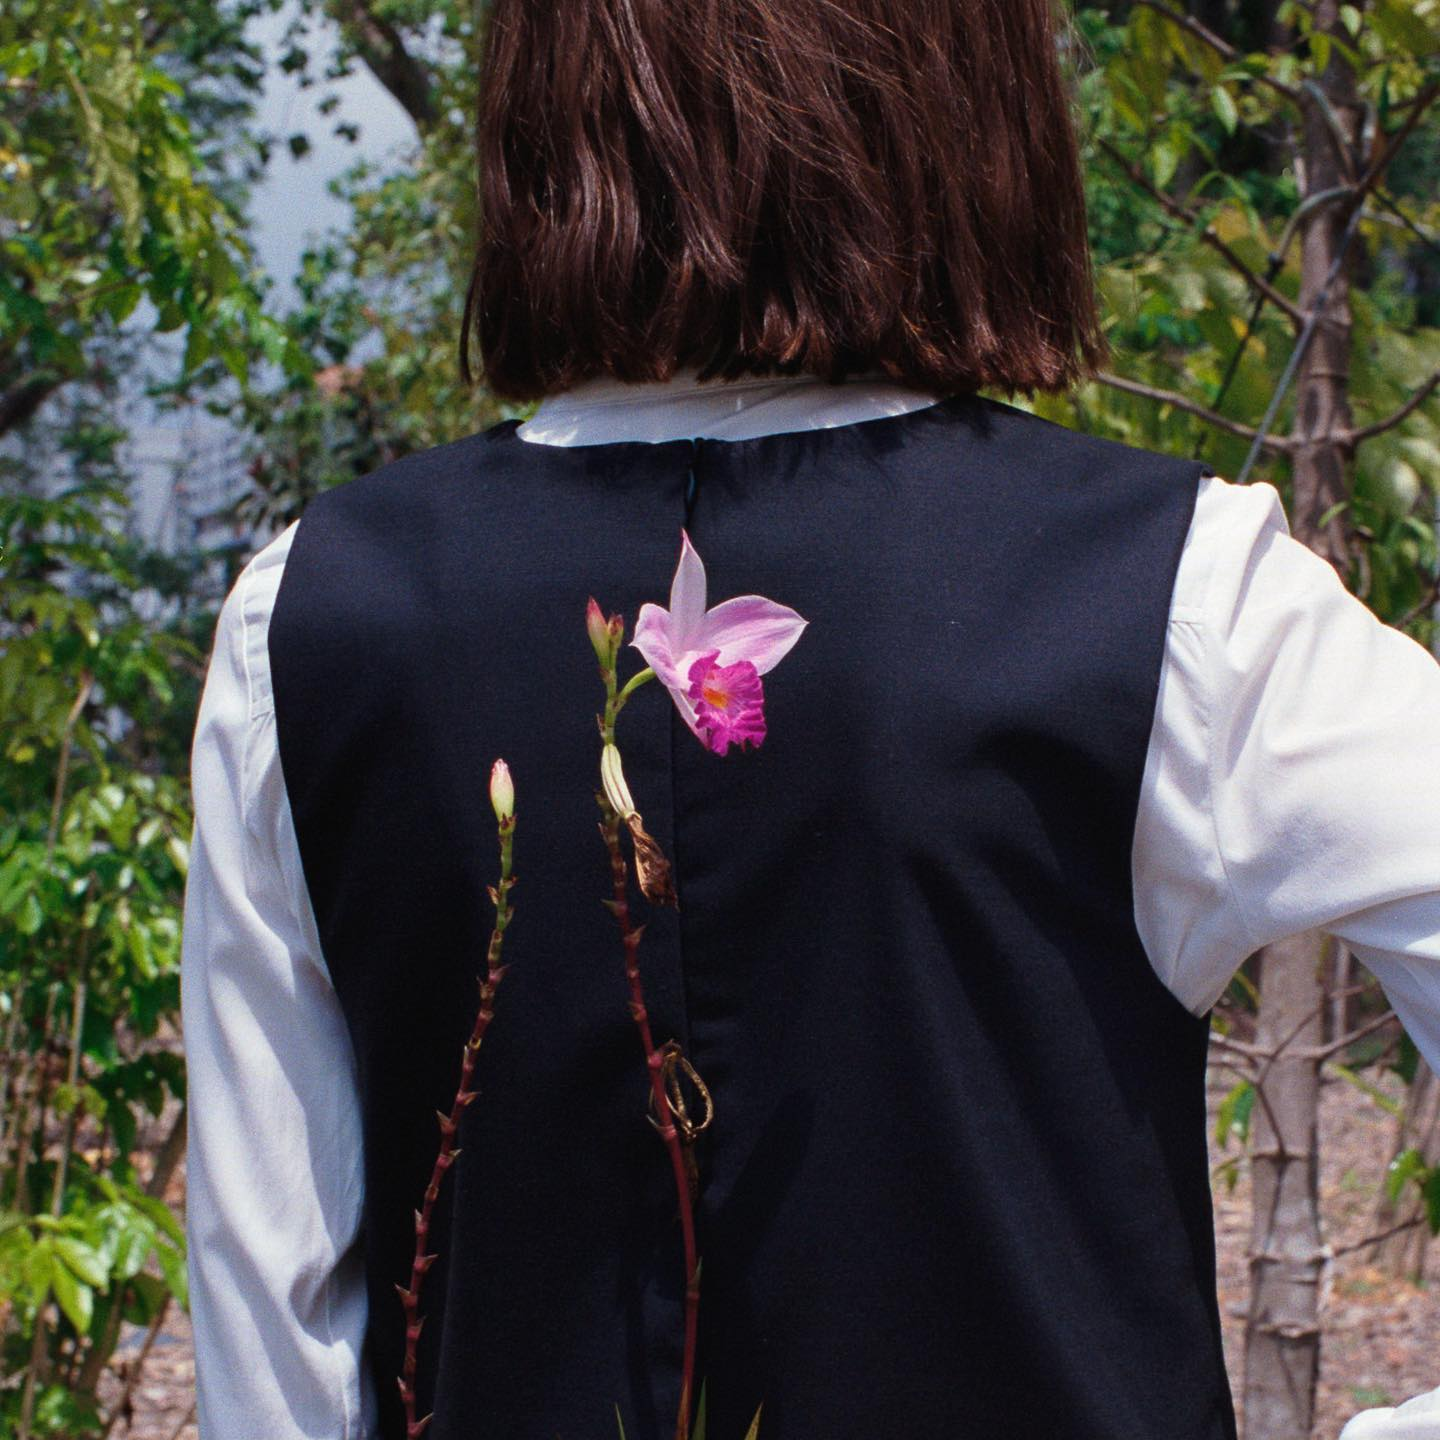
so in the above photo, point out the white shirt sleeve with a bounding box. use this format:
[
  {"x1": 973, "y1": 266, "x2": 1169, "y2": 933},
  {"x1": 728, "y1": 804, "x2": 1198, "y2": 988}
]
[
  {"x1": 1132, "y1": 473, "x2": 1440, "y2": 1440},
  {"x1": 181, "y1": 520, "x2": 378, "y2": 1438},
  {"x1": 1135, "y1": 472, "x2": 1440, "y2": 1067}
]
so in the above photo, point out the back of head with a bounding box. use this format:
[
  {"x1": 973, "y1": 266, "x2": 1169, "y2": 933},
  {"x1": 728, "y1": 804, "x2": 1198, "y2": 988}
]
[{"x1": 463, "y1": 0, "x2": 1106, "y2": 402}]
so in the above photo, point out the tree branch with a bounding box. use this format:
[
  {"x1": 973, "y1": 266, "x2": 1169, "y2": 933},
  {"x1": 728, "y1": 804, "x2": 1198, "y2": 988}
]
[
  {"x1": 1346, "y1": 366, "x2": 1440, "y2": 445},
  {"x1": 1098, "y1": 140, "x2": 1307, "y2": 328},
  {"x1": 1331, "y1": 1215, "x2": 1426, "y2": 1260},
  {"x1": 1397, "y1": 570, "x2": 1440, "y2": 632},
  {"x1": 1096, "y1": 371, "x2": 1294, "y2": 448},
  {"x1": 327, "y1": 0, "x2": 436, "y2": 128},
  {"x1": 1355, "y1": 84, "x2": 1440, "y2": 203},
  {"x1": 0, "y1": 375, "x2": 64, "y2": 438},
  {"x1": 1132, "y1": 0, "x2": 1302, "y2": 104}
]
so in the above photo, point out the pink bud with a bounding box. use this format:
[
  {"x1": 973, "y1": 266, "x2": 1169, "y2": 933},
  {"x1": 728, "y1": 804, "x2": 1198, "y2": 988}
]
[
  {"x1": 586, "y1": 597, "x2": 611, "y2": 664},
  {"x1": 488, "y1": 759, "x2": 514, "y2": 821}
]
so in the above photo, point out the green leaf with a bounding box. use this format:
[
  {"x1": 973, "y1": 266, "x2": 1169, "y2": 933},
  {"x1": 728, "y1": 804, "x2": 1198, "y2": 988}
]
[
  {"x1": 1151, "y1": 136, "x2": 1183, "y2": 190},
  {"x1": 101, "y1": 283, "x2": 143, "y2": 324},
  {"x1": 54, "y1": 1235, "x2": 109, "y2": 1288},
  {"x1": 156, "y1": 1240, "x2": 188, "y2": 1309},
  {"x1": 1372, "y1": 0, "x2": 1440, "y2": 52},
  {"x1": 34, "y1": 1384, "x2": 102, "y2": 1434},
  {"x1": 1328, "y1": 1062, "x2": 1403, "y2": 1118},
  {"x1": 1214, "y1": 1080, "x2": 1254, "y2": 1149},
  {"x1": 744, "y1": 1401, "x2": 764, "y2": 1440},
  {"x1": 111, "y1": 1217, "x2": 155, "y2": 1281},
  {"x1": 1385, "y1": 1147, "x2": 1426, "y2": 1204},
  {"x1": 50, "y1": 1257, "x2": 94, "y2": 1333},
  {"x1": 128, "y1": 1191, "x2": 184, "y2": 1247},
  {"x1": 1212, "y1": 86, "x2": 1239, "y2": 135},
  {"x1": 16, "y1": 889, "x2": 44, "y2": 936},
  {"x1": 1425, "y1": 1169, "x2": 1440, "y2": 1236},
  {"x1": 124, "y1": 1271, "x2": 169, "y2": 1325}
]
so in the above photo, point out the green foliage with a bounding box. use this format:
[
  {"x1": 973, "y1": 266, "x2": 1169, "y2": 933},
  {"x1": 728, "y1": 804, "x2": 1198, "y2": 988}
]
[
  {"x1": 3, "y1": 0, "x2": 1439, "y2": 1425},
  {"x1": 0, "y1": 485, "x2": 198, "y2": 1434},
  {"x1": 1214, "y1": 1078, "x2": 1256, "y2": 1150},
  {"x1": 0, "y1": 0, "x2": 309, "y2": 440},
  {"x1": 234, "y1": 0, "x2": 511, "y2": 528},
  {"x1": 1384, "y1": 1145, "x2": 1440, "y2": 1234},
  {"x1": 1051, "y1": 3, "x2": 1440, "y2": 639}
]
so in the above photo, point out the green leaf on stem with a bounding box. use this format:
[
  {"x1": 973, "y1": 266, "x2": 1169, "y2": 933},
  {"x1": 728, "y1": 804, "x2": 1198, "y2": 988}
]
[
  {"x1": 1425, "y1": 1168, "x2": 1440, "y2": 1236},
  {"x1": 50, "y1": 1258, "x2": 94, "y2": 1334},
  {"x1": 1386, "y1": 1146, "x2": 1426, "y2": 1204},
  {"x1": 53, "y1": 1235, "x2": 108, "y2": 1288}
]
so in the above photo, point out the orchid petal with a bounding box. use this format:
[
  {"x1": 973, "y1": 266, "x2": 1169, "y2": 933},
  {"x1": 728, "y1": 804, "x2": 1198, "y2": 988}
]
[
  {"x1": 667, "y1": 530, "x2": 708, "y2": 648},
  {"x1": 631, "y1": 602, "x2": 681, "y2": 689},
  {"x1": 692, "y1": 595, "x2": 809, "y2": 675},
  {"x1": 665, "y1": 682, "x2": 705, "y2": 742}
]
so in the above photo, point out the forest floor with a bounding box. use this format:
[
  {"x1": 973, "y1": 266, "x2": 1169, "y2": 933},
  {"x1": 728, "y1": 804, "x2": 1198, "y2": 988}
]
[{"x1": 110, "y1": 1060, "x2": 1437, "y2": 1439}]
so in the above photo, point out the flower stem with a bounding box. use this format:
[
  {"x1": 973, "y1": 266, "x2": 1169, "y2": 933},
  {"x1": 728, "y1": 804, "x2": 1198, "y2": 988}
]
[
  {"x1": 599, "y1": 806, "x2": 701, "y2": 1440},
  {"x1": 398, "y1": 806, "x2": 517, "y2": 1439},
  {"x1": 614, "y1": 666, "x2": 656, "y2": 717},
  {"x1": 597, "y1": 653, "x2": 699, "y2": 1440}
]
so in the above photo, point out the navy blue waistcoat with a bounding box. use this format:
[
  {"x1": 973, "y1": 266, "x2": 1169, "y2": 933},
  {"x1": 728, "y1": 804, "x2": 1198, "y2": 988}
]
[{"x1": 267, "y1": 394, "x2": 1236, "y2": 1440}]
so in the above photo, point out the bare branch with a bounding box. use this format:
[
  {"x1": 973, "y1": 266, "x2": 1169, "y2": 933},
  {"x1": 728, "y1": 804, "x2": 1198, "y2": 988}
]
[
  {"x1": 1355, "y1": 85, "x2": 1440, "y2": 204},
  {"x1": 1346, "y1": 365, "x2": 1440, "y2": 445},
  {"x1": 1096, "y1": 371, "x2": 1294, "y2": 448},
  {"x1": 1209, "y1": 1033, "x2": 1265, "y2": 1063},
  {"x1": 1305, "y1": 1006, "x2": 1397, "y2": 1061},
  {"x1": 1331, "y1": 1215, "x2": 1426, "y2": 1259}
]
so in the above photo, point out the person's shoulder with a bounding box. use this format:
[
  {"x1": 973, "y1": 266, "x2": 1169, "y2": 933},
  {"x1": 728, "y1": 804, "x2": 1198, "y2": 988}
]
[
  {"x1": 309, "y1": 418, "x2": 523, "y2": 521},
  {"x1": 980, "y1": 397, "x2": 1211, "y2": 481}
]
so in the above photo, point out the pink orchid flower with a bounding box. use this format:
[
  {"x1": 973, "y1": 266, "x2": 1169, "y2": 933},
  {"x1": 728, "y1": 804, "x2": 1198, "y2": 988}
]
[{"x1": 632, "y1": 530, "x2": 808, "y2": 756}]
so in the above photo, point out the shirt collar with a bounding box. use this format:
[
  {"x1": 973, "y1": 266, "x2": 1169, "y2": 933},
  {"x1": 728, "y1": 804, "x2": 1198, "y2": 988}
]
[{"x1": 520, "y1": 365, "x2": 948, "y2": 446}]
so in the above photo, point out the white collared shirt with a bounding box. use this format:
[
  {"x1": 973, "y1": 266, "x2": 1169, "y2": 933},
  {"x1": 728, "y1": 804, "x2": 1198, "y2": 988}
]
[{"x1": 180, "y1": 368, "x2": 1440, "y2": 1438}]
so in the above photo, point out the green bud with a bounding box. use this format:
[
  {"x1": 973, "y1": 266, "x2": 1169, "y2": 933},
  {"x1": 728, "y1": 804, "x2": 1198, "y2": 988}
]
[
  {"x1": 587, "y1": 598, "x2": 612, "y2": 665},
  {"x1": 489, "y1": 758, "x2": 514, "y2": 821}
]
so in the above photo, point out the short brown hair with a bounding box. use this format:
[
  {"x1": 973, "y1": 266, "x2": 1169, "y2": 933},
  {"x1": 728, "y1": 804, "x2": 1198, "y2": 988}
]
[{"x1": 461, "y1": 0, "x2": 1106, "y2": 402}]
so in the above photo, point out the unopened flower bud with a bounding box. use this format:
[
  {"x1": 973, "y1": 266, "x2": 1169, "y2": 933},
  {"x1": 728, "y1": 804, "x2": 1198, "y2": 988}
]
[
  {"x1": 489, "y1": 758, "x2": 514, "y2": 821},
  {"x1": 586, "y1": 598, "x2": 612, "y2": 665},
  {"x1": 600, "y1": 743, "x2": 636, "y2": 819}
]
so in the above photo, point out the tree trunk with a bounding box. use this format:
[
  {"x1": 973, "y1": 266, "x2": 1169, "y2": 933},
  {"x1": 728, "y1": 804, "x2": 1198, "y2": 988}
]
[
  {"x1": 1242, "y1": 5, "x2": 1363, "y2": 1434},
  {"x1": 1243, "y1": 930, "x2": 1329, "y2": 1439},
  {"x1": 1283, "y1": 0, "x2": 1361, "y2": 575}
]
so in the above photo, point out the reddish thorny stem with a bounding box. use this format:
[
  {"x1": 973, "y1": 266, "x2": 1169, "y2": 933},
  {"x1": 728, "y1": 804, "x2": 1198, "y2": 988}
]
[
  {"x1": 596, "y1": 612, "x2": 703, "y2": 1440},
  {"x1": 397, "y1": 801, "x2": 516, "y2": 1438},
  {"x1": 599, "y1": 810, "x2": 702, "y2": 1440}
]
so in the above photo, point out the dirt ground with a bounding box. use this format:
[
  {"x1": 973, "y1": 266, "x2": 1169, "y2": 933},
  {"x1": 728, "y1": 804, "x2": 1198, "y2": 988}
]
[
  {"x1": 1212, "y1": 1062, "x2": 1440, "y2": 1439},
  {"x1": 110, "y1": 1061, "x2": 1437, "y2": 1440}
]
